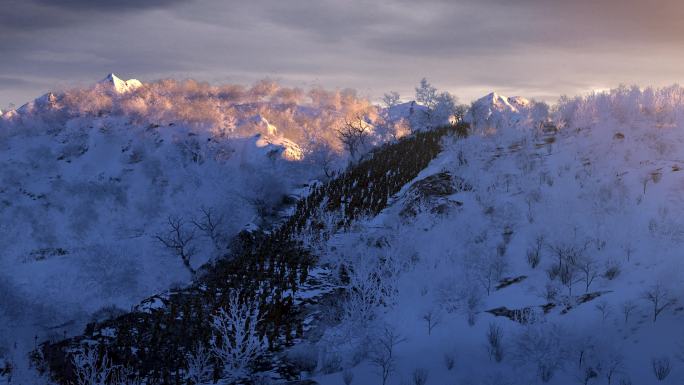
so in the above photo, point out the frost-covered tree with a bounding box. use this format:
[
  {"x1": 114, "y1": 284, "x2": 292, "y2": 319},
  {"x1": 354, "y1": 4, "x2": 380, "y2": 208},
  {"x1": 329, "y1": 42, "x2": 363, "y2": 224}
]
[
  {"x1": 185, "y1": 344, "x2": 213, "y2": 385},
  {"x1": 531, "y1": 102, "x2": 550, "y2": 130},
  {"x1": 377, "y1": 92, "x2": 412, "y2": 141},
  {"x1": 210, "y1": 292, "x2": 266, "y2": 381},
  {"x1": 71, "y1": 348, "x2": 116, "y2": 385},
  {"x1": 412, "y1": 78, "x2": 458, "y2": 130},
  {"x1": 573, "y1": 254, "x2": 599, "y2": 293},
  {"x1": 415, "y1": 78, "x2": 437, "y2": 110},
  {"x1": 342, "y1": 258, "x2": 399, "y2": 327},
  {"x1": 431, "y1": 92, "x2": 457, "y2": 126}
]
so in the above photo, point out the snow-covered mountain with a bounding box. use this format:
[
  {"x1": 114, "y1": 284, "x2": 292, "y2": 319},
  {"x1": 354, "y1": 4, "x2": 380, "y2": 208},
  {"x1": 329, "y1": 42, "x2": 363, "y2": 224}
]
[
  {"x1": 8, "y1": 80, "x2": 684, "y2": 385},
  {"x1": 466, "y1": 91, "x2": 548, "y2": 133},
  {"x1": 386, "y1": 100, "x2": 429, "y2": 123},
  {"x1": 0, "y1": 75, "x2": 384, "y2": 374},
  {"x1": 98, "y1": 73, "x2": 143, "y2": 94}
]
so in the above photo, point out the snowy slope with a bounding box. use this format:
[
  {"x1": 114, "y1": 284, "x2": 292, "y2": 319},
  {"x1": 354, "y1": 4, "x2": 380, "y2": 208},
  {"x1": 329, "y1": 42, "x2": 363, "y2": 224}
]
[
  {"x1": 0, "y1": 76, "x2": 345, "y2": 366},
  {"x1": 302, "y1": 86, "x2": 684, "y2": 385}
]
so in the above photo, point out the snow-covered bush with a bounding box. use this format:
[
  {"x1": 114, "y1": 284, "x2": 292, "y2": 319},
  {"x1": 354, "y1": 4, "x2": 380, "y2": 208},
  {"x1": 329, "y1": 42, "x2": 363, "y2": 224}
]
[
  {"x1": 71, "y1": 347, "x2": 116, "y2": 385},
  {"x1": 184, "y1": 344, "x2": 213, "y2": 385},
  {"x1": 210, "y1": 292, "x2": 266, "y2": 381}
]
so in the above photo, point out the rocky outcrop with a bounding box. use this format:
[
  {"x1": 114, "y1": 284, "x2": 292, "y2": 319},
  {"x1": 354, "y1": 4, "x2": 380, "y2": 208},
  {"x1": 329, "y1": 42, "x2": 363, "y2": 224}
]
[{"x1": 400, "y1": 172, "x2": 470, "y2": 217}]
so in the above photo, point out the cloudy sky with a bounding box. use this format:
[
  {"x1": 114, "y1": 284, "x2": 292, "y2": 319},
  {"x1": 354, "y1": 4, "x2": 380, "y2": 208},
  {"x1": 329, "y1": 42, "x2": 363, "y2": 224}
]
[{"x1": 2, "y1": 0, "x2": 684, "y2": 108}]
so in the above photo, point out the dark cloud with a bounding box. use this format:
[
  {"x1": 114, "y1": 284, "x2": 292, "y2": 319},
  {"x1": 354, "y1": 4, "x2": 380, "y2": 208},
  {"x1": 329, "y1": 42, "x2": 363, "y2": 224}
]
[
  {"x1": 2, "y1": 0, "x2": 684, "y2": 107},
  {"x1": 34, "y1": 0, "x2": 187, "y2": 10},
  {"x1": 0, "y1": 0, "x2": 190, "y2": 33}
]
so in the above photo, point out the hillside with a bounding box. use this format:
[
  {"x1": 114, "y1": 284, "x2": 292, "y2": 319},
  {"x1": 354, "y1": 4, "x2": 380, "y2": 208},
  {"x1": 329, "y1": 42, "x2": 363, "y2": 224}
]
[
  {"x1": 5, "y1": 83, "x2": 684, "y2": 385},
  {"x1": 309, "y1": 86, "x2": 684, "y2": 385},
  {"x1": 0, "y1": 75, "x2": 396, "y2": 383}
]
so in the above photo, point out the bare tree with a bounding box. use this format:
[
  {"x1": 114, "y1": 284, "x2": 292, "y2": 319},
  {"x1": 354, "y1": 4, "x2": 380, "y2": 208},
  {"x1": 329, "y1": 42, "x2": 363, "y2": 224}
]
[
  {"x1": 525, "y1": 189, "x2": 542, "y2": 222},
  {"x1": 512, "y1": 324, "x2": 563, "y2": 383},
  {"x1": 191, "y1": 206, "x2": 225, "y2": 250},
  {"x1": 369, "y1": 348, "x2": 393, "y2": 385},
  {"x1": 621, "y1": 301, "x2": 637, "y2": 324},
  {"x1": 573, "y1": 254, "x2": 599, "y2": 293},
  {"x1": 623, "y1": 244, "x2": 635, "y2": 262},
  {"x1": 558, "y1": 263, "x2": 580, "y2": 296},
  {"x1": 337, "y1": 115, "x2": 370, "y2": 161},
  {"x1": 548, "y1": 241, "x2": 589, "y2": 272},
  {"x1": 486, "y1": 323, "x2": 504, "y2": 362},
  {"x1": 412, "y1": 368, "x2": 428, "y2": 385},
  {"x1": 465, "y1": 285, "x2": 483, "y2": 326},
  {"x1": 473, "y1": 253, "x2": 507, "y2": 295},
  {"x1": 369, "y1": 326, "x2": 405, "y2": 385},
  {"x1": 527, "y1": 235, "x2": 545, "y2": 268},
  {"x1": 602, "y1": 352, "x2": 623, "y2": 385},
  {"x1": 422, "y1": 309, "x2": 441, "y2": 335},
  {"x1": 382, "y1": 91, "x2": 401, "y2": 110},
  {"x1": 155, "y1": 216, "x2": 196, "y2": 274},
  {"x1": 210, "y1": 292, "x2": 266, "y2": 381},
  {"x1": 377, "y1": 325, "x2": 405, "y2": 361},
  {"x1": 642, "y1": 284, "x2": 676, "y2": 322},
  {"x1": 595, "y1": 301, "x2": 611, "y2": 322},
  {"x1": 652, "y1": 357, "x2": 672, "y2": 381}
]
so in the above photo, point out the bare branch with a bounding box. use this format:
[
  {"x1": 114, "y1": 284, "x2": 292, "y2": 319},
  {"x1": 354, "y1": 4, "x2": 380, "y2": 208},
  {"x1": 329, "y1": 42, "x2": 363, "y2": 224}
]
[{"x1": 155, "y1": 216, "x2": 196, "y2": 274}]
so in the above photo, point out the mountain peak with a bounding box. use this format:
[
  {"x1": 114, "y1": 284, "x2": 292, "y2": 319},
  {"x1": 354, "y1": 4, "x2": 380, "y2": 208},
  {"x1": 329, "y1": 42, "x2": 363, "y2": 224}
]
[{"x1": 99, "y1": 73, "x2": 142, "y2": 94}]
